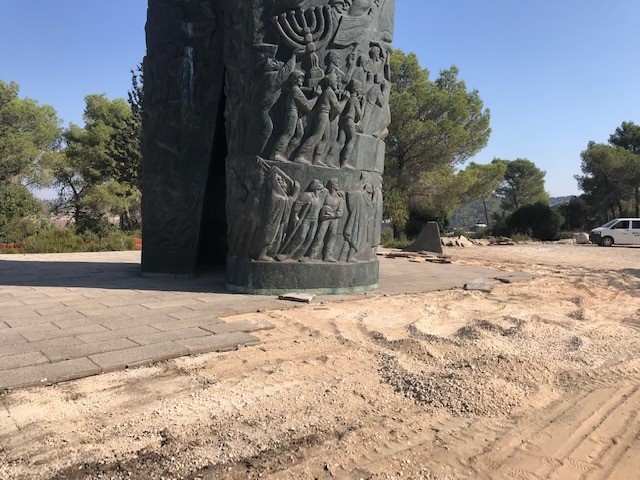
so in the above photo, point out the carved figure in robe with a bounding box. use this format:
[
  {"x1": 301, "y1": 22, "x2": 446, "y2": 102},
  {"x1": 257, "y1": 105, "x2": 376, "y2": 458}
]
[
  {"x1": 227, "y1": 162, "x2": 269, "y2": 257},
  {"x1": 321, "y1": 51, "x2": 347, "y2": 163},
  {"x1": 293, "y1": 74, "x2": 346, "y2": 166},
  {"x1": 258, "y1": 167, "x2": 300, "y2": 261},
  {"x1": 251, "y1": 51, "x2": 298, "y2": 156},
  {"x1": 338, "y1": 79, "x2": 364, "y2": 168},
  {"x1": 279, "y1": 179, "x2": 328, "y2": 260},
  {"x1": 351, "y1": 55, "x2": 374, "y2": 97},
  {"x1": 341, "y1": 183, "x2": 376, "y2": 262},
  {"x1": 308, "y1": 178, "x2": 346, "y2": 262},
  {"x1": 371, "y1": 182, "x2": 383, "y2": 250},
  {"x1": 362, "y1": 74, "x2": 390, "y2": 138},
  {"x1": 272, "y1": 71, "x2": 317, "y2": 162}
]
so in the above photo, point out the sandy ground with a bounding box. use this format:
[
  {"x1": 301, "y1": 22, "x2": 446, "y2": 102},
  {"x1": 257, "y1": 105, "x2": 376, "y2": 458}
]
[{"x1": 1, "y1": 243, "x2": 639, "y2": 480}]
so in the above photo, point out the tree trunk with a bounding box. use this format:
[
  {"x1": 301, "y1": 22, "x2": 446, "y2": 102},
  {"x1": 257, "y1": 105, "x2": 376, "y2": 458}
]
[
  {"x1": 393, "y1": 223, "x2": 401, "y2": 240},
  {"x1": 482, "y1": 198, "x2": 490, "y2": 226}
]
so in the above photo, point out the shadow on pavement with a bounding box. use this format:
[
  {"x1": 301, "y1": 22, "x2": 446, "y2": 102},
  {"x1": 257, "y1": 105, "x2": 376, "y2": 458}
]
[
  {"x1": 0, "y1": 259, "x2": 228, "y2": 293},
  {"x1": 0, "y1": 255, "x2": 533, "y2": 296}
]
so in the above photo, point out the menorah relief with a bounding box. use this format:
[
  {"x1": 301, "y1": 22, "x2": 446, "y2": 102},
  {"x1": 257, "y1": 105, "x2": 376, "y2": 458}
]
[
  {"x1": 274, "y1": 6, "x2": 334, "y2": 88},
  {"x1": 238, "y1": 0, "x2": 395, "y2": 174}
]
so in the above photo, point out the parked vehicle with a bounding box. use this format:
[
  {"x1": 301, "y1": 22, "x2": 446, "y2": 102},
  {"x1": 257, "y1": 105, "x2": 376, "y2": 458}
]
[{"x1": 589, "y1": 218, "x2": 640, "y2": 246}]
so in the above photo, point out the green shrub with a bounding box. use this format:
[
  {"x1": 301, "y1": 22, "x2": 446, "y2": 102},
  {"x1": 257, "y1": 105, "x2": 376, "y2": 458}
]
[
  {"x1": 1, "y1": 216, "x2": 52, "y2": 243},
  {"x1": 21, "y1": 228, "x2": 85, "y2": 253},
  {"x1": 511, "y1": 233, "x2": 533, "y2": 243},
  {"x1": 19, "y1": 227, "x2": 135, "y2": 254},
  {"x1": 0, "y1": 183, "x2": 43, "y2": 241},
  {"x1": 383, "y1": 234, "x2": 413, "y2": 249},
  {"x1": 0, "y1": 183, "x2": 42, "y2": 219},
  {"x1": 489, "y1": 213, "x2": 510, "y2": 237},
  {"x1": 380, "y1": 226, "x2": 394, "y2": 245},
  {"x1": 75, "y1": 216, "x2": 115, "y2": 236},
  {"x1": 81, "y1": 229, "x2": 135, "y2": 251},
  {"x1": 506, "y1": 202, "x2": 564, "y2": 240}
]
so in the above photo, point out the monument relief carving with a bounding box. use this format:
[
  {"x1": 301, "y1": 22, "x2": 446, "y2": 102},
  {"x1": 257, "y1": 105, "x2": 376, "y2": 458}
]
[{"x1": 143, "y1": 0, "x2": 394, "y2": 292}]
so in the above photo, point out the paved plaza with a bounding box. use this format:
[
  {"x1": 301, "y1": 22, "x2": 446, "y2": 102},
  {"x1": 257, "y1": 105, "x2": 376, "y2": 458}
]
[{"x1": 0, "y1": 250, "x2": 529, "y2": 391}]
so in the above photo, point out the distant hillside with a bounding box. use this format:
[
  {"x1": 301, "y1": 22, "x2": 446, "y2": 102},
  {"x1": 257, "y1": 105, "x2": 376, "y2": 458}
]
[
  {"x1": 549, "y1": 196, "x2": 576, "y2": 207},
  {"x1": 450, "y1": 198, "x2": 502, "y2": 228},
  {"x1": 452, "y1": 195, "x2": 579, "y2": 228}
]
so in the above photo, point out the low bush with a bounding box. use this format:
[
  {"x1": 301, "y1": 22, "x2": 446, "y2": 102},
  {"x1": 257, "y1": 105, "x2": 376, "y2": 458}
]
[
  {"x1": 383, "y1": 235, "x2": 413, "y2": 249},
  {"x1": 557, "y1": 231, "x2": 576, "y2": 240},
  {"x1": 511, "y1": 233, "x2": 533, "y2": 243},
  {"x1": 0, "y1": 215, "x2": 52, "y2": 243},
  {"x1": 380, "y1": 226, "x2": 394, "y2": 245},
  {"x1": 17, "y1": 228, "x2": 135, "y2": 254},
  {"x1": 21, "y1": 228, "x2": 85, "y2": 253}
]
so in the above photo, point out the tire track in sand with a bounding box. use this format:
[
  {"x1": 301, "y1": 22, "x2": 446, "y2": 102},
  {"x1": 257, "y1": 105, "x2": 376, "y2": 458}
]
[{"x1": 475, "y1": 385, "x2": 640, "y2": 479}]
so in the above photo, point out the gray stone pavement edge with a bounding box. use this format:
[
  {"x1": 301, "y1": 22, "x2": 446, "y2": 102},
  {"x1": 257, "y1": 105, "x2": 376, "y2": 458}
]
[{"x1": 0, "y1": 250, "x2": 531, "y2": 390}]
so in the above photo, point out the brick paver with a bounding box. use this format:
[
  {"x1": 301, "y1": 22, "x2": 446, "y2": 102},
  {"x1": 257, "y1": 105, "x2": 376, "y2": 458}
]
[
  {"x1": 0, "y1": 358, "x2": 101, "y2": 390},
  {"x1": 0, "y1": 250, "x2": 529, "y2": 391}
]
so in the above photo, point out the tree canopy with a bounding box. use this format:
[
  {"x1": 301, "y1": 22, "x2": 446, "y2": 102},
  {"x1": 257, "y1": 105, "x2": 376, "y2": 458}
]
[
  {"x1": 0, "y1": 80, "x2": 62, "y2": 184},
  {"x1": 49, "y1": 93, "x2": 141, "y2": 230},
  {"x1": 493, "y1": 158, "x2": 549, "y2": 213},
  {"x1": 386, "y1": 51, "x2": 491, "y2": 184},
  {"x1": 384, "y1": 50, "x2": 491, "y2": 233},
  {"x1": 577, "y1": 121, "x2": 640, "y2": 219},
  {"x1": 609, "y1": 121, "x2": 640, "y2": 154},
  {"x1": 577, "y1": 139, "x2": 640, "y2": 219}
]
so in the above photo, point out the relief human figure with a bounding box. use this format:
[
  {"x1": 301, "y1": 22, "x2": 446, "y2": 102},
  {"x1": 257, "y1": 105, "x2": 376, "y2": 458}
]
[
  {"x1": 293, "y1": 74, "x2": 347, "y2": 166},
  {"x1": 369, "y1": 44, "x2": 385, "y2": 79},
  {"x1": 251, "y1": 50, "x2": 298, "y2": 156},
  {"x1": 349, "y1": 0, "x2": 374, "y2": 16},
  {"x1": 325, "y1": 50, "x2": 346, "y2": 84},
  {"x1": 278, "y1": 180, "x2": 328, "y2": 260},
  {"x1": 338, "y1": 79, "x2": 364, "y2": 168},
  {"x1": 331, "y1": 0, "x2": 352, "y2": 15},
  {"x1": 227, "y1": 162, "x2": 269, "y2": 258},
  {"x1": 358, "y1": 45, "x2": 390, "y2": 137},
  {"x1": 308, "y1": 178, "x2": 346, "y2": 262},
  {"x1": 345, "y1": 50, "x2": 358, "y2": 82},
  {"x1": 351, "y1": 55, "x2": 374, "y2": 99},
  {"x1": 321, "y1": 51, "x2": 348, "y2": 164},
  {"x1": 272, "y1": 71, "x2": 317, "y2": 162},
  {"x1": 362, "y1": 74, "x2": 390, "y2": 138},
  {"x1": 341, "y1": 183, "x2": 376, "y2": 262},
  {"x1": 258, "y1": 167, "x2": 300, "y2": 261}
]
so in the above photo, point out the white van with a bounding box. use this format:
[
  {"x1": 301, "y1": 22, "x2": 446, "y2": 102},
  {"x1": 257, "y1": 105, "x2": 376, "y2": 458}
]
[{"x1": 589, "y1": 218, "x2": 640, "y2": 246}]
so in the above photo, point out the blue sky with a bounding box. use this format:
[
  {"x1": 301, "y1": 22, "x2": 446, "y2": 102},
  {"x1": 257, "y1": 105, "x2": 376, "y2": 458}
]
[{"x1": 1, "y1": 0, "x2": 639, "y2": 196}]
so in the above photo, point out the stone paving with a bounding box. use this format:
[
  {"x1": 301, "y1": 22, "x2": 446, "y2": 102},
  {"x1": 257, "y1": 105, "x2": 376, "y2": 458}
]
[{"x1": 0, "y1": 250, "x2": 529, "y2": 391}]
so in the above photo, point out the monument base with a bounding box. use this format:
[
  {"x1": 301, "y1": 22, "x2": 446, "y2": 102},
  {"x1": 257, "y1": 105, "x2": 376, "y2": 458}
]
[{"x1": 226, "y1": 257, "x2": 379, "y2": 295}]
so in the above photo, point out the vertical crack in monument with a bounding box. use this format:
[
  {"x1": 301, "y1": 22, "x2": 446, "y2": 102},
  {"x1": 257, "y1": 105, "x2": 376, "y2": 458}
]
[{"x1": 142, "y1": 0, "x2": 395, "y2": 293}]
